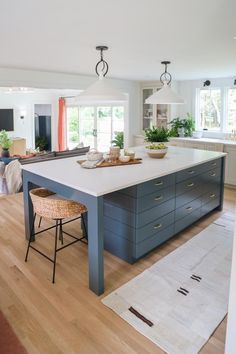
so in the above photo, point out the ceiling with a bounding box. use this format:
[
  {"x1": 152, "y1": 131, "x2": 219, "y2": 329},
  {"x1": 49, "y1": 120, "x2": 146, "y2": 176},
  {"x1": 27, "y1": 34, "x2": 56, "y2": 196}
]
[{"x1": 0, "y1": 0, "x2": 235, "y2": 81}]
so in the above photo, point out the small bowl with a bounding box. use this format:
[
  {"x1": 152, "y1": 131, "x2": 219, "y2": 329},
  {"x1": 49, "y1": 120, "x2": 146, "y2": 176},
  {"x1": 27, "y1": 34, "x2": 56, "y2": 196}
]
[
  {"x1": 119, "y1": 155, "x2": 130, "y2": 163},
  {"x1": 192, "y1": 131, "x2": 203, "y2": 139},
  {"x1": 124, "y1": 150, "x2": 135, "y2": 160}
]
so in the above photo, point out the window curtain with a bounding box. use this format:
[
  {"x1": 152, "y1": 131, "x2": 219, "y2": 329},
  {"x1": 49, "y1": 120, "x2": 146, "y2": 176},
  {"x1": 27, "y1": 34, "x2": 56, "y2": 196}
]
[{"x1": 58, "y1": 97, "x2": 66, "y2": 151}]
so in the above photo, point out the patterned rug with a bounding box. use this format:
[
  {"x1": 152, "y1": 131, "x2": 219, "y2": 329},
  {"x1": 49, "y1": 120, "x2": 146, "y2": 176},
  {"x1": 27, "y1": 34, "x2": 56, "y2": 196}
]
[
  {"x1": 0, "y1": 310, "x2": 27, "y2": 354},
  {"x1": 102, "y1": 214, "x2": 234, "y2": 354}
]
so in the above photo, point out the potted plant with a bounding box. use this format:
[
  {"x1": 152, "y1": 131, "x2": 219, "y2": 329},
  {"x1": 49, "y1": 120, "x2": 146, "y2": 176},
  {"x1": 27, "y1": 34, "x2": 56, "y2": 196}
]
[
  {"x1": 111, "y1": 131, "x2": 124, "y2": 149},
  {"x1": 35, "y1": 137, "x2": 48, "y2": 151},
  {"x1": 144, "y1": 126, "x2": 169, "y2": 158},
  {"x1": 144, "y1": 126, "x2": 169, "y2": 143},
  {"x1": 169, "y1": 113, "x2": 195, "y2": 137},
  {"x1": 0, "y1": 130, "x2": 13, "y2": 157}
]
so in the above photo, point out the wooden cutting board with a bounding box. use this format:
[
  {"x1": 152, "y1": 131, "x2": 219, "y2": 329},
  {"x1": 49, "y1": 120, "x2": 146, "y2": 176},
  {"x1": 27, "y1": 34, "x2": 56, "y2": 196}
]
[{"x1": 77, "y1": 158, "x2": 142, "y2": 168}]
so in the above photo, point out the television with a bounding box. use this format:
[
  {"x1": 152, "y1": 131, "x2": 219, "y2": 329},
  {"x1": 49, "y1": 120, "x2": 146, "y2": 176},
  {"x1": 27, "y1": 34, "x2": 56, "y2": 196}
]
[{"x1": 0, "y1": 109, "x2": 14, "y2": 131}]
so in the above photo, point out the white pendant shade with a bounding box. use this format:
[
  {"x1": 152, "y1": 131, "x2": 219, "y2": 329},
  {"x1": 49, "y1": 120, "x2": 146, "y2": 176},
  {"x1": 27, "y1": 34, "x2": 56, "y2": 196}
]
[
  {"x1": 145, "y1": 81, "x2": 185, "y2": 105},
  {"x1": 77, "y1": 75, "x2": 127, "y2": 104}
]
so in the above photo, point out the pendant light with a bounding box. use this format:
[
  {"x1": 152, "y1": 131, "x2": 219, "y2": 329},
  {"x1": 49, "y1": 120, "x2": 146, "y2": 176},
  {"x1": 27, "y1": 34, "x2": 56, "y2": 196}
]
[
  {"x1": 77, "y1": 46, "x2": 127, "y2": 104},
  {"x1": 145, "y1": 61, "x2": 184, "y2": 105}
]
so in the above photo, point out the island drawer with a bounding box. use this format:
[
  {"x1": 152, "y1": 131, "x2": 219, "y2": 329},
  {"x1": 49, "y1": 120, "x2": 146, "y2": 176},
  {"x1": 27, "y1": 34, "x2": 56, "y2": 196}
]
[
  {"x1": 201, "y1": 189, "x2": 220, "y2": 206},
  {"x1": 136, "y1": 224, "x2": 175, "y2": 259},
  {"x1": 175, "y1": 199, "x2": 201, "y2": 221},
  {"x1": 104, "y1": 216, "x2": 135, "y2": 242},
  {"x1": 176, "y1": 164, "x2": 206, "y2": 182},
  {"x1": 137, "y1": 185, "x2": 175, "y2": 212},
  {"x1": 175, "y1": 208, "x2": 201, "y2": 234},
  {"x1": 136, "y1": 198, "x2": 175, "y2": 228},
  {"x1": 201, "y1": 158, "x2": 222, "y2": 173},
  {"x1": 176, "y1": 186, "x2": 203, "y2": 208},
  {"x1": 136, "y1": 211, "x2": 175, "y2": 243},
  {"x1": 176, "y1": 175, "x2": 201, "y2": 196},
  {"x1": 137, "y1": 174, "x2": 175, "y2": 197},
  {"x1": 201, "y1": 198, "x2": 220, "y2": 216},
  {"x1": 201, "y1": 167, "x2": 221, "y2": 187},
  {"x1": 104, "y1": 198, "x2": 175, "y2": 228}
]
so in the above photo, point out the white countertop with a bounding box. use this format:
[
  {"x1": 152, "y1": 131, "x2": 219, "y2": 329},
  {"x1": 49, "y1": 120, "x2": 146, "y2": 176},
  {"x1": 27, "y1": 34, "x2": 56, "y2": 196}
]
[{"x1": 22, "y1": 146, "x2": 226, "y2": 197}]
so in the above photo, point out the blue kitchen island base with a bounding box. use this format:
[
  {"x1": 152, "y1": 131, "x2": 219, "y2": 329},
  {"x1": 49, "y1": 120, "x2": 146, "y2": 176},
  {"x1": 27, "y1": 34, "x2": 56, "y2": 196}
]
[{"x1": 103, "y1": 157, "x2": 225, "y2": 264}]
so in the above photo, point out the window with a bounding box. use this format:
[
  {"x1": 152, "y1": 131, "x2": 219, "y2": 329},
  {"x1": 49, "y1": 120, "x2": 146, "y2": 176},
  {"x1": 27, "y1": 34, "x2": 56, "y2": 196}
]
[
  {"x1": 196, "y1": 87, "x2": 236, "y2": 133},
  {"x1": 227, "y1": 88, "x2": 236, "y2": 131},
  {"x1": 66, "y1": 105, "x2": 125, "y2": 151},
  {"x1": 199, "y1": 89, "x2": 221, "y2": 130}
]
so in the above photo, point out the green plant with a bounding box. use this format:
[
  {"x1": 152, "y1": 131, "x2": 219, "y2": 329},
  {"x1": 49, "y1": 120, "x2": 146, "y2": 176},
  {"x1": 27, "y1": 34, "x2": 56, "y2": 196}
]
[
  {"x1": 144, "y1": 126, "x2": 169, "y2": 142},
  {"x1": 182, "y1": 113, "x2": 195, "y2": 137},
  {"x1": 35, "y1": 136, "x2": 48, "y2": 151},
  {"x1": 168, "y1": 118, "x2": 184, "y2": 137},
  {"x1": 0, "y1": 130, "x2": 12, "y2": 150},
  {"x1": 111, "y1": 131, "x2": 124, "y2": 149},
  {"x1": 168, "y1": 113, "x2": 195, "y2": 137}
]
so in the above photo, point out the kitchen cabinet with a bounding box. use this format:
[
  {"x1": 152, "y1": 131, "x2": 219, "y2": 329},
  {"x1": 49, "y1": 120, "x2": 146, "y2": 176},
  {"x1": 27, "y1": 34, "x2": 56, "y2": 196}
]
[
  {"x1": 104, "y1": 157, "x2": 224, "y2": 263},
  {"x1": 224, "y1": 146, "x2": 236, "y2": 185},
  {"x1": 141, "y1": 84, "x2": 170, "y2": 130}
]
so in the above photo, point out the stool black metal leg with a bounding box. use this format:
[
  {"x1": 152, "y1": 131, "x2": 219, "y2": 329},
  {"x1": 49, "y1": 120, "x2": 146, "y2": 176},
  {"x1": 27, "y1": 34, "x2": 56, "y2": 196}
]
[
  {"x1": 25, "y1": 213, "x2": 37, "y2": 262},
  {"x1": 52, "y1": 220, "x2": 59, "y2": 283},
  {"x1": 59, "y1": 219, "x2": 63, "y2": 245},
  {"x1": 38, "y1": 216, "x2": 42, "y2": 228},
  {"x1": 81, "y1": 213, "x2": 88, "y2": 240}
]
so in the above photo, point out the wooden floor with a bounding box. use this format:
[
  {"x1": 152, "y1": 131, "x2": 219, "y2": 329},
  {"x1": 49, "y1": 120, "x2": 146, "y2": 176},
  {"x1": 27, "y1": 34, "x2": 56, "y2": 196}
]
[{"x1": 0, "y1": 188, "x2": 235, "y2": 354}]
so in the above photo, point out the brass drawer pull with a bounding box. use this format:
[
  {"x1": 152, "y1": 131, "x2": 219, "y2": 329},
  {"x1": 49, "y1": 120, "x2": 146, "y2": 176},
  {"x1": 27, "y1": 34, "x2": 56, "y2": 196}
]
[
  {"x1": 155, "y1": 181, "x2": 163, "y2": 186},
  {"x1": 210, "y1": 193, "x2": 216, "y2": 198},
  {"x1": 187, "y1": 182, "x2": 194, "y2": 187},
  {"x1": 211, "y1": 162, "x2": 217, "y2": 167},
  {"x1": 186, "y1": 206, "x2": 193, "y2": 211},
  {"x1": 154, "y1": 195, "x2": 163, "y2": 201},
  {"x1": 154, "y1": 223, "x2": 162, "y2": 229},
  {"x1": 188, "y1": 170, "x2": 195, "y2": 174},
  {"x1": 210, "y1": 172, "x2": 216, "y2": 177}
]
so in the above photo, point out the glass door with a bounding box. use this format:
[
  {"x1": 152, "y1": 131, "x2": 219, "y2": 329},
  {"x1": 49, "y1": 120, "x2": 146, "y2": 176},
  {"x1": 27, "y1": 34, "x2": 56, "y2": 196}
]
[{"x1": 67, "y1": 105, "x2": 125, "y2": 151}]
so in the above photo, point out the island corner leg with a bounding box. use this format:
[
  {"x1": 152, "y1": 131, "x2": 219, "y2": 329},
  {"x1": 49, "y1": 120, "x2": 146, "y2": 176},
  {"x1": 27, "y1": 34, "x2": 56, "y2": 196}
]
[
  {"x1": 22, "y1": 171, "x2": 35, "y2": 241},
  {"x1": 87, "y1": 195, "x2": 104, "y2": 295}
]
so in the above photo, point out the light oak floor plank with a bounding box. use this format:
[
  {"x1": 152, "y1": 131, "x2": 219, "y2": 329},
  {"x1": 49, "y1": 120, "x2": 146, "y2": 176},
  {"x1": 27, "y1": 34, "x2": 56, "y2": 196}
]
[{"x1": 0, "y1": 188, "x2": 235, "y2": 354}]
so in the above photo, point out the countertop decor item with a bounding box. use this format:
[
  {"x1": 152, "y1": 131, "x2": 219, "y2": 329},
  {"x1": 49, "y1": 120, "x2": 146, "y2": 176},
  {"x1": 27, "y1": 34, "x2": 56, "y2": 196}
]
[
  {"x1": 145, "y1": 143, "x2": 168, "y2": 158},
  {"x1": 77, "y1": 158, "x2": 142, "y2": 168},
  {"x1": 86, "y1": 149, "x2": 103, "y2": 161},
  {"x1": 145, "y1": 61, "x2": 184, "y2": 105},
  {"x1": 77, "y1": 46, "x2": 127, "y2": 104},
  {"x1": 119, "y1": 155, "x2": 130, "y2": 163},
  {"x1": 144, "y1": 126, "x2": 169, "y2": 143}
]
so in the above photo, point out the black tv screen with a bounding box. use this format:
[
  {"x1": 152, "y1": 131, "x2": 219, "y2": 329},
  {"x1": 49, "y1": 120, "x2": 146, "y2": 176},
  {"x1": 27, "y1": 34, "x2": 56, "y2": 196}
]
[{"x1": 0, "y1": 109, "x2": 14, "y2": 131}]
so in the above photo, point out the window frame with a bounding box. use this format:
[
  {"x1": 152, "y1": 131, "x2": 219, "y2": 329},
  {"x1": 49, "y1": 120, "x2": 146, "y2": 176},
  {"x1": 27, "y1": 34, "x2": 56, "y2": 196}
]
[{"x1": 196, "y1": 86, "x2": 236, "y2": 133}]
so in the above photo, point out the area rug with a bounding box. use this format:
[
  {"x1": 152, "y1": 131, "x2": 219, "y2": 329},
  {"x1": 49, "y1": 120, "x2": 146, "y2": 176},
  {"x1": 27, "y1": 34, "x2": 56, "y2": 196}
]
[
  {"x1": 102, "y1": 214, "x2": 234, "y2": 354},
  {"x1": 0, "y1": 310, "x2": 27, "y2": 354}
]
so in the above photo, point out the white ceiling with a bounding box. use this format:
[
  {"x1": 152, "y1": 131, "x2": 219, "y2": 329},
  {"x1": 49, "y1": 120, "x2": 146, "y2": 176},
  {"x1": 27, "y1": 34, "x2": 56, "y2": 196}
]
[{"x1": 0, "y1": 0, "x2": 235, "y2": 81}]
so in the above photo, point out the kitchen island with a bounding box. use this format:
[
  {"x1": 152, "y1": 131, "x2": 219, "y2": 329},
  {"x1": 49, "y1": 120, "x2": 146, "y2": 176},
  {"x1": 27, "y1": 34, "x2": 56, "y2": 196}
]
[{"x1": 22, "y1": 146, "x2": 226, "y2": 295}]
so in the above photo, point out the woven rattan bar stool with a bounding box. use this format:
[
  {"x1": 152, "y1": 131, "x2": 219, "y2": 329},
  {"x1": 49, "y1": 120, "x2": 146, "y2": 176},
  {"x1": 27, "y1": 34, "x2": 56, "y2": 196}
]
[{"x1": 25, "y1": 188, "x2": 88, "y2": 283}]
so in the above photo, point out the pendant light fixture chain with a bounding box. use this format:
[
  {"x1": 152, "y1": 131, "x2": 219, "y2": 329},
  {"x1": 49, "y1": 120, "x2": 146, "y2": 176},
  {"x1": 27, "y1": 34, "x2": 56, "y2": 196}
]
[
  {"x1": 160, "y1": 60, "x2": 172, "y2": 85},
  {"x1": 95, "y1": 45, "x2": 109, "y2": 77}
]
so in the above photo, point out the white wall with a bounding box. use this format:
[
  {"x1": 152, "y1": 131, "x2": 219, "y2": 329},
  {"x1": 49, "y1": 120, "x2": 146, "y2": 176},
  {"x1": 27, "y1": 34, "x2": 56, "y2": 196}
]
[
  {"x1": 225, "y1": 215, "x2": 236, "y2": 354},
  {"x1": 0, "y1": 90, "x2": 61, "y2": 149},
  {"x1": 0, "y1": 68, "x2": 141, "y2": 147}
]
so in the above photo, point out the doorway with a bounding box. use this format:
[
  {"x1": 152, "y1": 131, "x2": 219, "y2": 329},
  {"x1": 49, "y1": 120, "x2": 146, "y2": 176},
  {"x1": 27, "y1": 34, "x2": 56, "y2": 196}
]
[
  {"x1": 66, "y1": 105, "x2": 124, "y2": 151},
  {"x1": 34, "y1": 104, "x2": 52, "y2": 151}
]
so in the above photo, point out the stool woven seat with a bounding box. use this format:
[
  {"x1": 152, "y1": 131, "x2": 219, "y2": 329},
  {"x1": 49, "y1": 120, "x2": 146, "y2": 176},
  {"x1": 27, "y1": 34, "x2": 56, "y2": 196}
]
[
  {"x1": 30, "y1": 188, "x2": 87, "y2": 219},
  {"x1": 25, "y1": 188, "x2": 88, "y2": 283}
]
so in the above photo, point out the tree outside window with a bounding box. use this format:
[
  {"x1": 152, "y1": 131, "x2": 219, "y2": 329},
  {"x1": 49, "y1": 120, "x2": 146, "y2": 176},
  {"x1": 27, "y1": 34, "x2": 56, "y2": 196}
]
[{"x1": 199, "y1": 89, "x2": 221, "y2": 130}]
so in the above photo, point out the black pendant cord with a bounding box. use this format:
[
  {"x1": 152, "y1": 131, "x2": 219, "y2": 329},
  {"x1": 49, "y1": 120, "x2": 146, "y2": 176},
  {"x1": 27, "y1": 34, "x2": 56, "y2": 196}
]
[
  {"x1": 95, "y1": 45, "x2": 109, "y2": 77},
  {"x1": 160, "y1": 60, "x2": 172, "y2": 85}
]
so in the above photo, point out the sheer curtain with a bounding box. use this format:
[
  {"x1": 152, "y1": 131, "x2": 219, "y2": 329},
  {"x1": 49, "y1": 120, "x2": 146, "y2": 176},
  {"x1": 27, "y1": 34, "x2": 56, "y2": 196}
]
[{"x1": 58, "y1": 97, "x2": 66, "y2": 151}]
